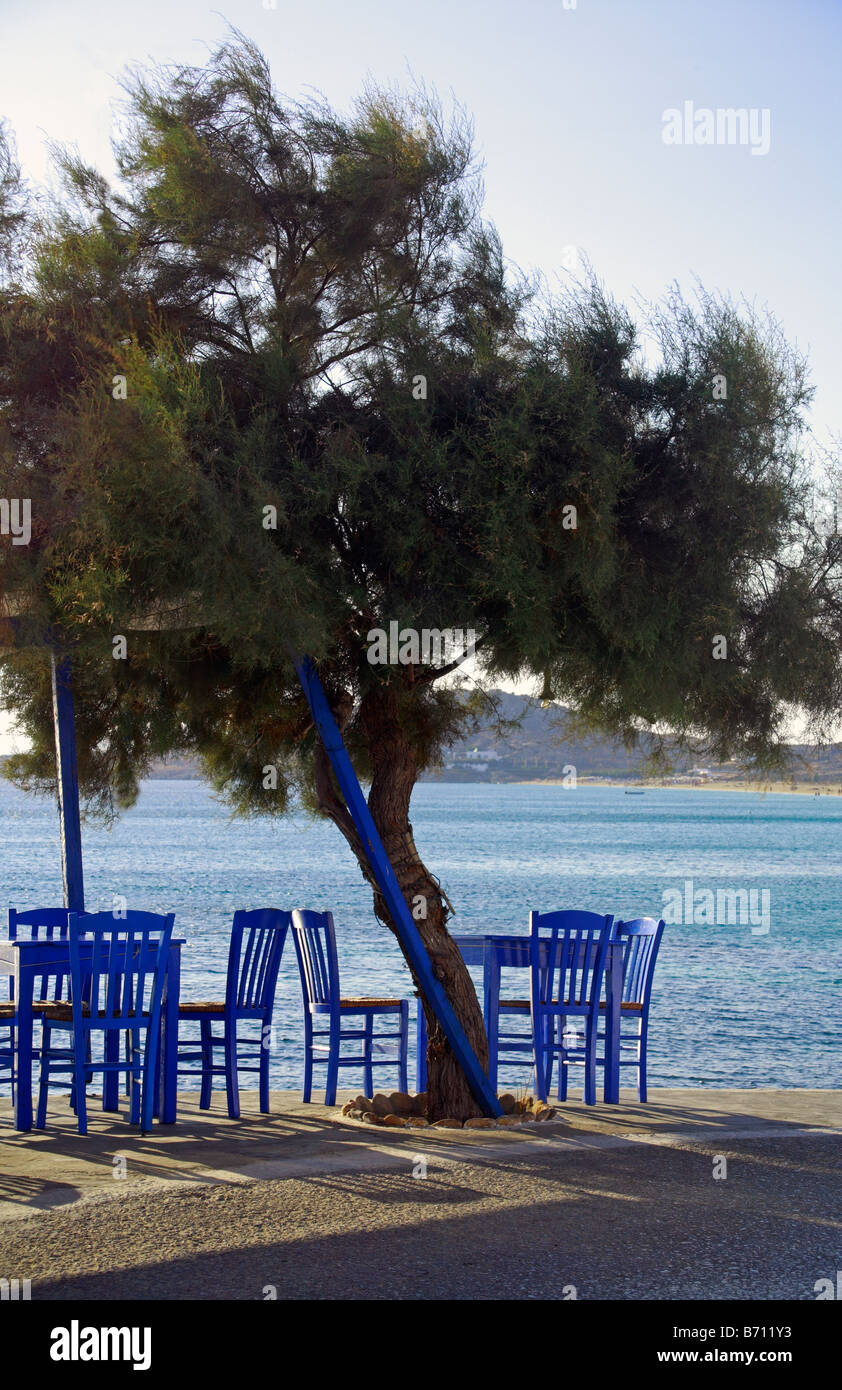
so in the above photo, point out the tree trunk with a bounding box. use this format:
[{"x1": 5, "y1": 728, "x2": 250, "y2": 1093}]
[{"x1": 312, "y1": 683, "x2": 489, "y2": 1122}]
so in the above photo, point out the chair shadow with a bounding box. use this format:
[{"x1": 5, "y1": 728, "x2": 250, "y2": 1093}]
[{"x1": 0, "y1": 1091, "x2": 391, "y2": 1197}]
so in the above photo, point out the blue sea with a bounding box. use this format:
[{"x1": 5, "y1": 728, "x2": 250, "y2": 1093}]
[{"x1": 1, "y1": 779, "x2": 839, "y2": 1092}]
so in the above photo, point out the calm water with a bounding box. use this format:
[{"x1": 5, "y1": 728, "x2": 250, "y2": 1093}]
[{"x1": 1, "y1": 779, "x2": 840, "y2": 1092}]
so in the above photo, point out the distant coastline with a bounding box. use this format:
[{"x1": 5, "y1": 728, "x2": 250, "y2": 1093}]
[{"x1": 521, "y1": 779, "x2": 842, "y2": 795}]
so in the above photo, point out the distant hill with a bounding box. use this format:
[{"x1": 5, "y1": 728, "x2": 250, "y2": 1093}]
[
  {"x1": 6, "y1": 691, "x2": 841, "y2": 786},
  {"x1": 142, "y1": 755, "x2": 201, "y2": 780},
  {"x1": 418, "y1": 692, "x2": 842, "y2": 785},
  {"x1": 422, "y1": 692, "x2": 644, "y2": 783}
]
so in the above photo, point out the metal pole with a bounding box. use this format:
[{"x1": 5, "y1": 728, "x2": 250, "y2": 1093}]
[
  {"x1": 295, "y1": 656, "x2": 500, "y2": 1117},
  {"x1": 50, "y1": 653, "x2": 85, "y2": 912}
]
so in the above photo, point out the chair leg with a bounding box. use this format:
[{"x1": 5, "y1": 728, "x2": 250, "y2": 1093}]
[
  {"x1": 398, "y1": 1002, "x2": 408, "y2": 1094},
  {"x1": 363, "y1": 1013, "x2": 373, "y2": 1098},
  {"x1": 546, "y1": 1014, "x2": 556, "y2": 1100},
  {"x1": 199, "y1": 1018, "x2": 213, "y2": 1109},
  {"x1": 224, "y1": 1022, "x2": 240, "y2": 1120},
  {"x1": 302, "y1": 1016, "x2": 313, "y2": 1104},
  {"x1": 68, "y1": 1034, "x2": 91, "y2": 1112},
  {"x1": 6, "y1": 1025, "x2": 15, "y2": 1105},
  {"x1": 259, "y1": 1017, "x2": 271, "y2": 1114},
  {"x1": 103, "y1": 1030, "x2": 120, "y2": 1111},
  {"x1": 128, "y1": 1031, "x2": 141, "y2": 1126},
  {"x1": 583, "y1": 1023, "x2": 597, "y2": 1107},
  {"x1": 486, "y1": 995, "x2": 499, "y2": 1094},
  {"x1": 325, "y1": 1022, "x2": 339, "y2": 1108},
  {"x1": 35, "y1": 1023, "x2": 52, "y2": 1129},
  {"x1": 74, "y1": 1039, "x2": 89, "y2": 1136},
  {"x1": 141, "y1": 1022, "x2": 160, "y2": 1135},
  {"x1": 152, "y1": 1024, "x2": 162, "y2": 1119},
  {"x1": 533, "y1": 1011, "x2": 548, "y2": 1103},
  {"x1": 558, "y1": 1019, "x2": 570, "y2": 1103},
  {"x1": 638, "y1": 1020, "x2": 648, "y2": 1103},
  {"x1": 416, "y1": 1007, "x2": 427, "y2": 1093}
]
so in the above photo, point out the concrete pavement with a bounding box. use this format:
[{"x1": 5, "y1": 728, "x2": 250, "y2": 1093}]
[{"x1": 1, "y1": 1089, "x2": 839, "y2": 1299}]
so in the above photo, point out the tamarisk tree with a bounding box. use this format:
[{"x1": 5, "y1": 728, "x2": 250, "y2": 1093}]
[{"x1": 1, "y1": 38, "x2": 839, "y2": 1119}]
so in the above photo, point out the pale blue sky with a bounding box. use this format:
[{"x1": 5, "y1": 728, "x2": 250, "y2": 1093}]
[{"x1": 1, "y1": 0, "x2": 840, "y2": 749}]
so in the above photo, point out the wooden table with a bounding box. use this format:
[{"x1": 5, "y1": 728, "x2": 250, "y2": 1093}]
[
  {"x1": 416, "y1": 933, "x2": 623, "y2": 1103},
  {"x1": 0, "y1": 937, "x2": 184, "y2": 1131}
]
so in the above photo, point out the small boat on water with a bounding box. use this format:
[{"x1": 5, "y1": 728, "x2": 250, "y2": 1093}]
[{"x1": 625, "y1": 789, "x2": 645, "y2": 795}]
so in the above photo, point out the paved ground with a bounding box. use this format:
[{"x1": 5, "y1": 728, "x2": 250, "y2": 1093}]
[{"x1": 1, "y1": 1089, "x2": 839, "y2": 1300}]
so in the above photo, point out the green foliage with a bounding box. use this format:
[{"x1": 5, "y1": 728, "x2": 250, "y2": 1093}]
[{"x1": 1, "y1": 35, "x2": 839, "y2": 822}]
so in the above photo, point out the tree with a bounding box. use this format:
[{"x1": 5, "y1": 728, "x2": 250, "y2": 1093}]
[{"x1": 1, "y1": 37, "x2": 839, "y2": 1119}]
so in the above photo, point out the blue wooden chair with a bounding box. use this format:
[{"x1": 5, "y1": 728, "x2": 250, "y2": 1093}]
[
  {"x1": 35, "y1": 910, "x2": 174, "y2": 1135},
  {"x1": 597, "y1": 917, "x2": 664, "y2": 1101},
  {"x1": 530, "y1": 909, "x2": 614, "y2": 1105},
  {"x1": 8, "y1": 907, "x2": 149, "y2": 1113},
  {"x1": 292, "y1": 909, "x2": 409, "y2": 1105},
  {"x1": 176, "y1": 908, "x2": 290, "y2": 1119},
  {"x1": 2, "y1": 909, "x2": 83, "y2": 1099},
  {"x1": 8, "y1": 907, "x2": 77, "y2": 1011}
]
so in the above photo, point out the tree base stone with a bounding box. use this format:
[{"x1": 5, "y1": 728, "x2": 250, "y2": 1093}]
[{"x1": 340, "y1": 1091, "x2": 558, "y2": 1128}]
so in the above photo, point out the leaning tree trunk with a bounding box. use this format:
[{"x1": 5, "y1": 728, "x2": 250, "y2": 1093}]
[{"x1": 312, "y1": 684, "x2": 490, "y2": 1122}]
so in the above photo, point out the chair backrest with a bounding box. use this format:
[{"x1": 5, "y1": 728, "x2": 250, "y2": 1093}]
[
  {"x1": 291, "y1": 909, "x2": 340, "y2": 1010},
  {"x1": 9, "y1": 907, "x2": 72, "y2": 941},
  {"x1": 67, "y1": 910, "x2": 174, "y2": 1030},
  {"x1": 615, "y1": 917, "x2": 665, "y2": 1010},
  {"x1": 226, "y1": 908, "x2": 290, "y2": 1015},
  {"x1": 8, "y1": 907, "x2": 82, "y2": 1001},
  {"x1": 530, "y1": 909, "x2": 614, "y2": 1013}
]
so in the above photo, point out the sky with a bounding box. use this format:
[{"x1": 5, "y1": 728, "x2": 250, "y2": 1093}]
[{"x1": 1, "y1": 0, "x2": 840, "y2": 751}]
